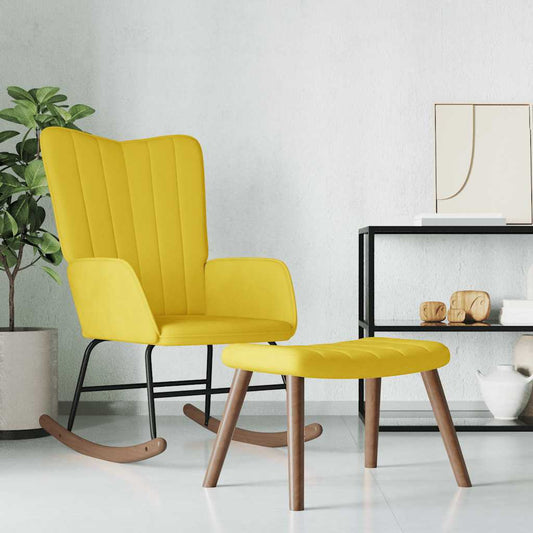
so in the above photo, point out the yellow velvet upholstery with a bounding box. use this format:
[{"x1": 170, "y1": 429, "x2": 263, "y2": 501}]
[
  {"x1": 41, "y1": 128, "x2": 297, "y2": 345},
  {"x1": 68, "y1": 258, "x2": 160, "y2": 344},
  {"x1": 222, "y1": 338, "x2": 450, "y2": 379},
  {"x1": 206, "y1": 258, "x2": 297, "y2": 329},
  {"x1": 156, "y1": 315, "x2": 293, "y2": 346}
]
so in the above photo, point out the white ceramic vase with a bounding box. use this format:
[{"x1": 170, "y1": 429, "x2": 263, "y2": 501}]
[
  {"x1": 0, "y1": 328, "x2": 58, "y2": 438},
  {"x1": 477, "y1": 364, "x2": 533, "y2": 420},
  {"x1": 513, "y1": 334, "x2": 533, "y2": 417}
]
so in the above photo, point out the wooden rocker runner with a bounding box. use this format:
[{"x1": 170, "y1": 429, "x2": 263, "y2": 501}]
[
  {"x1": 39, "y1": 128, "x2": 323, "y2": 461},
  {"x1": 204, "y1": 338, "x2": 472, "y2": 511},
  {"x1": 183, "y1": 404, "x2": 322, "y2": 447},
  {"x1": 39, "y1": 415, "x2": 167, "y2": 463}
]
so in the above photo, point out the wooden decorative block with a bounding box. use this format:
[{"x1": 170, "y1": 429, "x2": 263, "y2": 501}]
[
  {"x1": 419, "y1": 301, "x2": 447, "y2": 322},
  {"x1": 450, "y1": 290, "x2": 490, "y2": 322},
  {"x1": 447, "y1": 308, "x2": 466, "y2": 323}
]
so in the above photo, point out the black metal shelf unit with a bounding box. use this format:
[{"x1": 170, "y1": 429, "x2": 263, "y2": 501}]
[{"x1": 358, "y1": 225, "x2": 533, "y2": 432}]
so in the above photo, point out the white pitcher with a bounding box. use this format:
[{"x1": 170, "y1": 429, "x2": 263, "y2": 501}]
[{"x1": 477, "y1": 365, "x2": 533, "y2": 420}]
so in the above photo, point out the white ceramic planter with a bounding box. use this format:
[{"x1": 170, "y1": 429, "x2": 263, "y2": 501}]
[
  {"x1": 477, "y1": 364, "x2": 533, "y2": 420},
  {"x1": 514, "y1": 335, "x2": 533, "y2": 417},
  {"x1": 0, "y1": 328, "x2": 57, "y2": 439}
]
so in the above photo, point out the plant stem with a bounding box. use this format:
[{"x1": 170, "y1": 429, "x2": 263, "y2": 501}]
[
  {"x1": 1, "y1": 242, "x2": 25, "y2": 331},
  {"x1": 8, "y1": 276, "x2": 15, "y2": 331},
  {"x1": 16, "y1": 256, "x2": 40, "y2": 272},
  {"x1": 12, "y1": 242, "x2": 24, "y2": 278},
  {"x1": 0, "y1": 252, "x2": 13, "y2": 330}
]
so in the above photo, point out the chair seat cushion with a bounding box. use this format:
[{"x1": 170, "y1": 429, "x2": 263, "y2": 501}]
[
  {"x1": 155, "y1": 315, "x2": 294, "y2": 346},
  {"x1": 222, "y1": 337, "x2": 450, "y2": 379}
]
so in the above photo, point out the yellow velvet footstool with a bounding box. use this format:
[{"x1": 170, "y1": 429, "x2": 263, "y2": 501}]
[{"x1": 203, "y1": 338, "x2": 471, "y2": 511}]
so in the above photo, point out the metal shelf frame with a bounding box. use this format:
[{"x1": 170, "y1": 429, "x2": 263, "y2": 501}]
[{"x1": 358, "y1": 225, "x2": 533, "y2": 432}]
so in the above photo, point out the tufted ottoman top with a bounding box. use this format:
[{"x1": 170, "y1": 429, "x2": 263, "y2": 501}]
[{"x1": 222, "y1": 338, "x2": 450, "y2": 379}]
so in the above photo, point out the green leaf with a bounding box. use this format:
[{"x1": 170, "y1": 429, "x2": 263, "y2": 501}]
[
  {"x1": 45, "y1": 104, "x2": 65, "y2": 126},
  {"x1": 0, "y1": 245, "x2": 18, "y2": 268},
  {"x1": 47, "y1": 94, "x2": 67, "y2": 104},
  {"x1": 35, "y1": 114, "x2": 55, "y2": 128},
  {"x1": 16, "y1": 137, "x2": 38, "y2": 162},
  {"x1": 0, "y1": 152, "x2": 19, "y2": 166},
  {"x1": 0, "y1": 187, "x2": 29, "y2": 205},
  {"x1": 44, "y1": 118, "x2": 63, "y2": 128},
  {"x1": 11, "y1": 165, "x2": 25, "y2": 179},
  {"x1": 25, "y1": 196, "x2": 38, "y2": 227},
  {"x1": 15, "y1": 100, "x2": 37, "y2": 114},
  {"x1": 36, "y1": 87, "x2": 60, "y2": 104},
  {"x1": 41, "y1": 248, "x2": 62, "y2": 266},
  {"x1": 4, "y1": 237, "x2": 21, "y2": 250},
  {"x1": 64, "y1": 123, "x2": 82, "y2": 131},
  {"x1": 0, "y1": 130, "x2": 19, "y2": 143},
  {"x1": 36, "y1": 113, "x2": 53, "y2": 122},
  {"x1": 32, "y1": 185, "x2": 48, "y2": 195},
  {"x1": 24, "y1": 234, "x2": 41, "y2": 246},
  {"x1": 39, "y1": 232, "x2": 60, "y2": 254},
  {"x1": 0, "y1": 172, "x2": 23, "y2": 195},
  {"x1": 29, "y1": 205, "x2": 45, "y2": 232},
  {"x1": 7, "y1": 86, "x2": 35, "y2": 103},
  {"x1": 0, "y1": 191, "x2": 27, "y2": 204},
  {"x1": 0, "y1": 171, "x2": 21, "y2": 184},
  {"x1": 69, "y1": 104, "x2": 95, "y2": 122},
  {"x1": 41, "y1": 265, "x2": 62, "y2": 284},
  {"x1": 47, "y1": 103, "x2": 71, "y2": 123},
  {"x1": 0, "y1": 108, "x2": 22, "y2": 125},
  {"x1": 9, "y1": 195, "x2": 30, "y2": 226},
  {"x1": 12, "y1": 104, "x2": 36, "y2": 129},
  {"x1": 24, "y1": 160, "x2": 46, "y2": 190},
  {"x1": 3, "y1": 211, "x2": 18, "y2": 236},
  {"x1": 43, "y1": 114, "x2": 67, "y2": 127}
]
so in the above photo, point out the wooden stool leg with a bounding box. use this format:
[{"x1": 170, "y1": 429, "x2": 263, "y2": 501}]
[
  {"x1": 421, "y1": 369, "x2": 472, "y2": 488},
  {"x1": 287, "y1": 376, "x2": 304, "y2": 511},
  {"x1": 203, "y1": 369, "x2": 253, "y2": 488},
  {"x1": 365, "y1": 378, "x2": 381, "y2": 468}
]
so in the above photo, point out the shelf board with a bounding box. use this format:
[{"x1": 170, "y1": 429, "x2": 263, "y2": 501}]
[
  {"x1": 368, "y1": 410, "x2": 533, "y2": 432},
  {"x1": 359, "y1": 319, "x2": 533, "y2": 332},
  {"x1": 359, "y1": 225, "x2": 533, "y2": 235}
]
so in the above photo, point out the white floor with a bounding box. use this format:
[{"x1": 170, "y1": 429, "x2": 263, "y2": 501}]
[{"x1": 1, "y1": 414, "x2": 532, "y2": 533}]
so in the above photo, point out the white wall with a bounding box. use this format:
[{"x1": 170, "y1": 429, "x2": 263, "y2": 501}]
[{"x1": 2, "y1": 0, "x2": 533, "y2": 410}]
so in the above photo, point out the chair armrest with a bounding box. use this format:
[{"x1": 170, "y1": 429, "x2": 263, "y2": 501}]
[
  {"x1": 68, "y1": 258, "x2": 159, "y2": 344},
  {"x1": 205, "y1": 258, "x2": 297, "y2": 329}
]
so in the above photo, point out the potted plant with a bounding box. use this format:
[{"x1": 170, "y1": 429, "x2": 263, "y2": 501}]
[{"x1": 0, "y1": 86, "x2": 94, "y2": 439}]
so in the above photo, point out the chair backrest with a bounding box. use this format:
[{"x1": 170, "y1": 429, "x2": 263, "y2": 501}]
[{"x1": 41, "y1": 128, "x2": 208, "y2": 316}]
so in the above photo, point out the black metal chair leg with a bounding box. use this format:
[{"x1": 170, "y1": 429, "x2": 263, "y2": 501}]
[
  {"x1": 67, "y1": 339, "x2": 104, "y2": 431},
  {"x1": 204, "y1": 345, "x2": 213, "y2": 426},
  {"x1": 269, "y1": 341, "x2": 286, "y2": 385},
  {"x1": 145, "y1": 345, "x2": 157, "y2": 438}
]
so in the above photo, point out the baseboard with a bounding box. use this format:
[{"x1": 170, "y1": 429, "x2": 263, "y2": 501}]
[{"x1": 59, "y1": 400, "x2": 488, "y2": 417}]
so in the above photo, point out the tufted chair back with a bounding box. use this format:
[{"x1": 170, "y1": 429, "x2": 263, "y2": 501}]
[{"x1": 41, "y1": 128, "x2": 208, "y2": 316}]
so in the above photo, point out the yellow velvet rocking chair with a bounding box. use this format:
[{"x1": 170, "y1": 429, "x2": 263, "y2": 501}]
[{"x1": 40, "y1": 127, "x2": 322, "y2": 460}]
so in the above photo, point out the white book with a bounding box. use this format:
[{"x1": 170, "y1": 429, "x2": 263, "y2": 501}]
[
  {"x1": 502, "y1": 299, "x2": 533, "y2": 309},
  {"x1": 500, "y1": 309, "x2": 533, "y2": 325},
  {"x1": 501, "y1": 310, "x2": 533, "y2": 319},
  {"x1": 414, "y1": 213, "x2": 506, "y2": 226}
]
